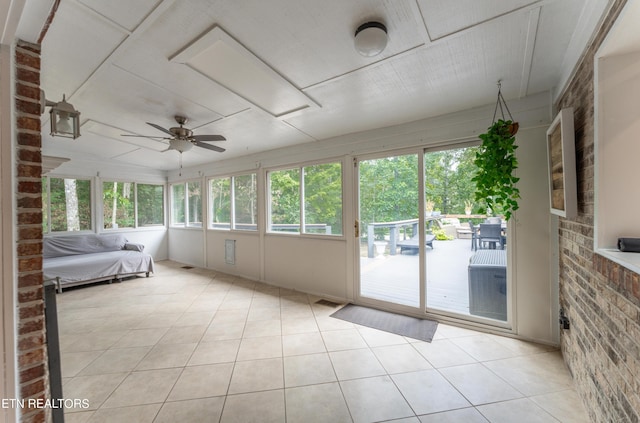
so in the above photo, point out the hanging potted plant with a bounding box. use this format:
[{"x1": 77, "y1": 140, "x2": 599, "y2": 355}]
[
  {"x1": 472, "y1": 82, "x2": 520, "y2": 220},
  {"x1": 472, "y1": 119, "x2": 520, "y2": 220}
]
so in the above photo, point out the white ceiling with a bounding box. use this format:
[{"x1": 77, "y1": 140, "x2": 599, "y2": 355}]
[{"x1": 18, "y1": 0, "x2": 612, "y2": 171}]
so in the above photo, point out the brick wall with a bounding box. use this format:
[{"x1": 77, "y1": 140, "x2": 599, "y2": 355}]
[
  {"x1": 555, "y1": 0, "x2": 640, "y2": 422},
  {"x1": 15, "y1": 40, "x2": 48, "y2": 423}
]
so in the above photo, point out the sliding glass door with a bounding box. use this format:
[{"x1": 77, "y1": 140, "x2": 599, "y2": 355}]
[
  {"x1": 357, "y1": 153, "x2": 421, "y2": 310},
  {"x1": 356, "y1": 145, "x2": 510, "y2": 324}
]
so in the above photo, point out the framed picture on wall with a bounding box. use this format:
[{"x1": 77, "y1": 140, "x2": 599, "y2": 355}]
[{"x1": 546, "y1": 108, "x2": 577, "y2": 218}]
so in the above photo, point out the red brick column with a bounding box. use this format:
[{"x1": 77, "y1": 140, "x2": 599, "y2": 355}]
[{"x1": 15, "y1": 40, "x2": 47, "y2": 423}]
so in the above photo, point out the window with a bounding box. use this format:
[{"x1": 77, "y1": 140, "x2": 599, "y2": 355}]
[
  {"x1": 171, "y1": 181, "x2": 202, "y2": 227},
  {"x1": 304, "y1": 163, "x2": 342, "y2": 235},
  {"x1": 209, "y1": 173, "x2": 257, "y2": 231},
  {"x1": 103, "y1": 181, "x2": 135, "y2": 229},
  {"x1": 171, "y1": 184, "x2": 185, "y2": 225},
  {"x1": 234, "y1": 174, "x2": 257, "y2": 229},
  {"x1": 268, "y1": 162, "x2": 342, "y2": 235},
  {"x1": 137, "y1": 184, "x2": 165, "y2": 226},
  {"x1": 209, "y1": 177, "x2": 231, "y2": 229},
  {"x1": 42, "y1": 177, "x2": 92, "y2": 233},
  {"x1": 102, "y1": 181, "x2": 165, "y2": 229},
  {"x1": 269, "y1": 168, "x2": 300, "y2": 233}
]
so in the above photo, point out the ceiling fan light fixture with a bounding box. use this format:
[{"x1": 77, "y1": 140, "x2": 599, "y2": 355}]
[
  {"x1": 354, "y1": 21, "x2": 388, "y2": 57},
  {"x1": 170, "y1": 138, "x2": 194, "y2": 153}
]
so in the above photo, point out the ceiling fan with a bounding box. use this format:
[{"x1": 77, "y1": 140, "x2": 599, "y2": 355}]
[{"x1": 122, "y1": 115, "x2": 226, "y2": 153}]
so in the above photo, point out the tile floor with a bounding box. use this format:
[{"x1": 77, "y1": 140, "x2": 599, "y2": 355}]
[{"x1": 58, "y1": 261, "x2": 589, "y2": 423}]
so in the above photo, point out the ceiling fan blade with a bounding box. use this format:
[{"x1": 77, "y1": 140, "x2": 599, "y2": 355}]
[
  {"x1": 192, "y1": 134, "x2": 226, "y2": 142},
  {"x1": 146, "y1": 122, "x2": 174, "y2": 136},
  {"x1": 121, "y1": 134, "x2": 169, "y2": 140},
  {"x1": 195, "y1": 140, "x2": 225, "y2": 152}
]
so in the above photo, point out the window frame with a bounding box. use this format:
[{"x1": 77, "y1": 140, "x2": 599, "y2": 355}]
[
  {"x1": 100, "y1": 179, "x2": 166, "y2": 231},
  {"x1": 170, "y1": 180, "x2": 203, "y2": 228},
  {"x1": 266, "y1": 159, "x2": 344, "y2": 237},
  {"x1": 42, "y1": 175, "x2": 95, "y2": 235},
  {"x1": 208, "y1": 172, "x2": 258, "y2": 232}
]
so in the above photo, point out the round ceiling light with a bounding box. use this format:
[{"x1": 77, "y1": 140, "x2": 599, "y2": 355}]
[{"x1": 354, "y1": 21, "x2": 388, "y2": 57}]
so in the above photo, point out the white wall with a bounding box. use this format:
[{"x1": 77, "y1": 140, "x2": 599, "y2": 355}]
[
  {"x1": 512, "y1": 126, "x2": 556, "y2": 343},
  {"x1": 596, "y1": 51, "x2": 640, "y2": 248},
  {"x1": 119, "y1": 229, "x2": 168, "y2": 260},
  {"x1": 263, "y1": 235, "x2": 347, "y2": 300},
  {"x1": 206, "y1": 231, "x2": 261, "y2": 281},
  {"x1": 168, "y1": 228, "x2": 205, "y2": 267}
]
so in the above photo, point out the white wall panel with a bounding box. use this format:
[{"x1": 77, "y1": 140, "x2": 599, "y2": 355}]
[
  {"x1": 206, "y1": 231, "x2": 260, "y2": 281},
  {"x1": 263, "y1": 236, "x2": 348, "y2": 301},
  {"x1": 121, "y1": 229, "x2": 168, "y2": 261},
  {"x1": 512, "y1": 126, "x2": 555, "y2": 344},
  {"x1": 168, "y1": 228, "x2": 205, "y2": 267}
]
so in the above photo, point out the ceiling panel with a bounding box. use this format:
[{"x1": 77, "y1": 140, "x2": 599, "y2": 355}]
[
  {"x1": 78, "y1": 0, "x2": 161, "y2": 32},
  {"x1": 196, "y1": 0, "x2": 428, "y2": 89},
  {"x1": 195, "y1": 109, "x2": 316, "y2": 157},
  {"x1": 527, "y1": 0, "x2": 588, "y2": 94},
  {"x1": 114, "y1": 39, "x2": 251, "y2": 118},
  {"x1": 288, "y1": 13, "x2": 529, "y2": 140},
  {"x1": 71, "y1": 65, "x2": 225, "y2": 136},
  {"x1": 418, "y1": 0, "x2": 537, "y2": 40},
  {"x1": 42, "y1": 131, "x2": 140, "y2": 163},
  {"x1": 83, "y1": 120, "x2": 167, "y2": 152},
  {"x1": 40, "y1": 0, "x2": 128, "y2": 100}
]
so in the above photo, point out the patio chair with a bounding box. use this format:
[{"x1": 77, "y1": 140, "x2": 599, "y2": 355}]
[
  {"x1": 469, "y1": 222, "x2": 479, "y2": 250},
  {"x1": 477, "y1": 223, "x2": 504, "y2": 249}
]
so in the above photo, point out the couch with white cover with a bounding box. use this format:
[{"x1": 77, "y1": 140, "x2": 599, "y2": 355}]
[{"x1": 43, "y1": 233, "x2": 154, "y2": 292}]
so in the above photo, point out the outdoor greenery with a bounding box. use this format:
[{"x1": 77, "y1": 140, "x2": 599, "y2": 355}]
[
  {"x1": 472, "y1": 119, "x2": 520, "y2": 220},
  {"x1": 358, "y1": 148, "x2": 481, "y2": 241},
  {"x1": 209, "y1": 174, "x2": 257, "y2": 230},
  {"x1": 103, "y1": 181, "x2": 134, "y2": 229},
  {"x1": 268, "y1": 162, "x2": 343, "y2": 235},
  {"x1": 43, "y1": 177, "x2": 92, "y2": 233},
  {"x1": 103, "y1": 182, "x2": 164, "y2": 229},
  {"x1": 43, "y1": 144, "x2": 491, "y2": 236}
]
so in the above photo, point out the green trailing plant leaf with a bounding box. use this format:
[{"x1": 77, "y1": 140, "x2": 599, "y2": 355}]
[{"x1": 472, "y1": 119, "x2": 520, "y2": 220}]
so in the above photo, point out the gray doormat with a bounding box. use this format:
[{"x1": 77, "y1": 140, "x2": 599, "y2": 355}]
[{"x1": 330, "y1": 304, "x2": 438, "y2": 342}]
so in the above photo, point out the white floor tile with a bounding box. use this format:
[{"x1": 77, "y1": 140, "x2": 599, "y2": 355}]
[
  {"x1": 413, "y1": 339, "x2": 477, "y2": 368},
  {"x1": 340, "y1": 375, "x2": 414, "y2": 423},
  {"x1": 330, "y1": 348, "x2": 386, "y2": 380},
  {"x1": 322, "y1": 328, "x2": 368, "y2": 351},
  {"x1": 372, "y1": 344, "x2": 432, "y2": 374},
  {"x1": 221, "y1": 390, "x2": 285, "y2": 423},
  {"x1": 188, "y1": 339, "x2": 241, "y2": 365},
  {"x1": 155, "y1": 397, "x2": 225, "y2": 423},
  {"x1": 168, "y1": 363, "x2": 233, "y2": 400},
  {"x1": 285, "y1": 383, "x2": 352, "y2": 423},
  {"x1": 282, "y1": 332, "x2": 326, "y2": 356},
  {"x1": 392, "y1": 369, "x2": 471, "y2": 415},
  {"x1": 476, "y1": 398, "x2": 558, "y2": 423},
  {"x1": 439, "y1": 363, "x2": 523, "y2": 405},
  {"x1": 228, "y1": 358, "x2": 284, "y2": 394},
  {"x1": 101, "y1": 368, "x2": 181, "y2": 408},
  {"x1": 284, "y1": 353, "x2": 337, "y2": 387},
  {"x1": 419, "y1": 407, "x2": 489, "y2": 423},
  {"x1": 236, "y1": 335, "x2": 282, "y2": 361}
]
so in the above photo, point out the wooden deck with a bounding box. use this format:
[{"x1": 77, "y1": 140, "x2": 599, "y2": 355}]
[{"x1": 360, "y1": 237, "x2": 478, "y2": 315}]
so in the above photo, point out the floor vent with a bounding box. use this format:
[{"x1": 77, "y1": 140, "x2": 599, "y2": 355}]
[
  {"x1": 315, "y1": 299, "x2": 342, "y2": 308},
  {"x1": 181, "y1": 266, "x2": 194, "y2": 269}
]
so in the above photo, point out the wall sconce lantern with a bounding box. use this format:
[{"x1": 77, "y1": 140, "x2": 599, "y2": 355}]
[{"x1": 41, "y1": 91, "x2": 81, "y2": 139}]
